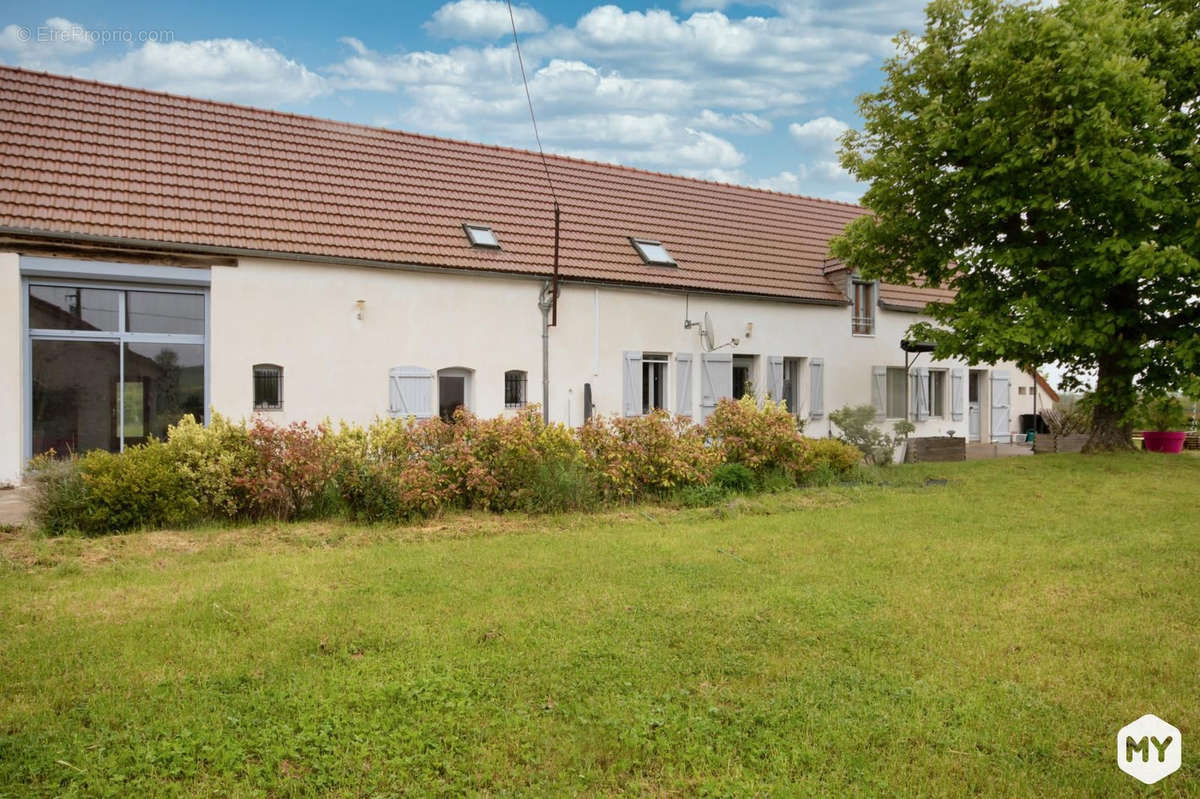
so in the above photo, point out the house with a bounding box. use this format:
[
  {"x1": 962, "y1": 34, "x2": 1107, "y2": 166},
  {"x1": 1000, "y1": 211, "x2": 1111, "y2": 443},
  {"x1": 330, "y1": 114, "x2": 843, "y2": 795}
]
[{"x1": 0, "y1": 66, "x2": 1052, "y2": 484}]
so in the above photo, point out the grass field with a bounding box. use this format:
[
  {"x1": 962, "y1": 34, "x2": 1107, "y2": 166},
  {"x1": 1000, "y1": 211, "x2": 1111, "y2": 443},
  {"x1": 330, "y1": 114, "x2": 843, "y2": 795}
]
[{"x1": 1, "y1": 454, "x2": 1197, "y2": 796}]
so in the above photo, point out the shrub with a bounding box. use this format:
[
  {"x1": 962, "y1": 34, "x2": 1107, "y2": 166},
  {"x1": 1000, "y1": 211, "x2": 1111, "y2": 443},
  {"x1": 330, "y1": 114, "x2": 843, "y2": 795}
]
[
  {"x1": 1135, "y1": 395, "x2": 1189, "y2": 432},
  {"x1": 712, "y1": 462, "x2": 756, "y2": 494},
  {"x1": 25, "y1": 453, "x2": 88, "y2": 536},
  {"x1": 75, "y1": 443, "x2": 200, "y2": 535},
  {"x1": 829, "y1": 405, "x2": 896, "y2": 466},
  {"x1": 239, "y1": 418, "x2": 338, "y2": 521},
  {"x1": 526, "y1": 459, "x2": 600, "y2": 514},
  {"x1": 804, "y1": 437, "x2": 864, "y2": 474},
  {"x1": 579, "y1": 411, "x2": 717, "y2": 501},
  {"x1": 704, "y1": 397, "x2": 810, "y2": 479},
  {"x1": 165, "y1": 414, "x2": 256, "y2": 518}
]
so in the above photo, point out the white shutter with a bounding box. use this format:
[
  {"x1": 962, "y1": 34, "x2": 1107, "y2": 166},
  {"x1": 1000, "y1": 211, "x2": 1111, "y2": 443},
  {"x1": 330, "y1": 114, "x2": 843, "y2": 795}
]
[
  {"x1": 388, "y1": 366, "x2": 433, "y2": 419},
  {"x1": 700, "y1": 352, "x2": 733, "y2": 421},
  {"x1": 990, "y1": 370, "x2": 1011, "y2": 442},
  {"x1": 622, "y1": 351, "x2": 643, "y2": 417},
  {"x1": 675, "y1": 353, "x2": 693, "y2": 417},
  {"x1": 915, "y1": 366, "x2": 930, "y2": 421},
  {"x1": 766, "y1": 356, "x2": 784, "y2": 403},
  {"x1": 951, "y1": 368, "x2": 965, "y2": 421},
  {"x1": 809, "y1": 358, "x2": 824, "y2": 418},
  {"x1": 871, "y1": 366, "x2": 887, "y2": 419}
]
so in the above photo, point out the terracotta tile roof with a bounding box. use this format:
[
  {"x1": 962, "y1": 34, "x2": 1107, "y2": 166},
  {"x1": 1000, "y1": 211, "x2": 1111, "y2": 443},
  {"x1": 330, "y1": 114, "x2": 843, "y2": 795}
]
[
  {"x1": 0, "y1": 66, "x2": 946, "y2": 306},
  {"x1": 878, "y1": 280, "x2": 957, "y2": 311}
]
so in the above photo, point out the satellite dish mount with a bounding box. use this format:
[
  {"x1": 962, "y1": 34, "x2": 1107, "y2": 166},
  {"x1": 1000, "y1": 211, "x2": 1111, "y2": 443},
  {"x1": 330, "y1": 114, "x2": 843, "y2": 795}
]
[{"x1": 684, "y1": 311, "x2": 740, "y2": 352}]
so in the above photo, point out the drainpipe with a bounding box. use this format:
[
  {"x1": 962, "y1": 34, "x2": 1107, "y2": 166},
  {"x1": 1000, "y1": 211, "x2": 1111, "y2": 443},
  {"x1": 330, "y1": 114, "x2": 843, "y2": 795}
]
[{"x1": 538, "y1": 281, "x2": 552, "y2": 424}]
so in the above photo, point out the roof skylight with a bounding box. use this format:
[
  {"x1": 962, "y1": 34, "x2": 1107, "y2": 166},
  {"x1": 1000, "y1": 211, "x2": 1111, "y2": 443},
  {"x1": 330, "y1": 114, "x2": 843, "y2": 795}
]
[
  {"x1": 464, "y1": 224, "x2": 500, "y2": 248},
  {"x1": 631, "y1": 238, "x2": 676, "y2": 266}
]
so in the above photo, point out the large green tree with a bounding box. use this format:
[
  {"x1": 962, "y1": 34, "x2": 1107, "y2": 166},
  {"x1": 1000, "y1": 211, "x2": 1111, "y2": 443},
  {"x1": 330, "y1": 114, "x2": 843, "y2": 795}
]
[{"x1": 832, "y1": 0, "x2": 1199, "y2": 450}]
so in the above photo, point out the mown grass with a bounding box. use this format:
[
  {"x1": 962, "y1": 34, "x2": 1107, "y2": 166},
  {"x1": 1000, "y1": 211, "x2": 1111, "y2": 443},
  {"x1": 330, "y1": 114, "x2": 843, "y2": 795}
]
[{"x1": 1, "y1": 454, "x2": 1197, "y2": 796}]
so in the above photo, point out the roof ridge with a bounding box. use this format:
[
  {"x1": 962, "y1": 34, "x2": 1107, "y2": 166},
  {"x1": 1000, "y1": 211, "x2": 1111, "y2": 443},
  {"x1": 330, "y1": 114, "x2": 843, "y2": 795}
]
[{"x1": 0, "y1": 64, "x2": 865, "y2": 210}]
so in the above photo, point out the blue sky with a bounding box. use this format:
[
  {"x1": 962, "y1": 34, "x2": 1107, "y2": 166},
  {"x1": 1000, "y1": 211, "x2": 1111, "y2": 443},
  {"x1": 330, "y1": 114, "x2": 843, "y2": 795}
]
[{"x1": 0, "y1": 1, "x2": 930, "y2": 202}]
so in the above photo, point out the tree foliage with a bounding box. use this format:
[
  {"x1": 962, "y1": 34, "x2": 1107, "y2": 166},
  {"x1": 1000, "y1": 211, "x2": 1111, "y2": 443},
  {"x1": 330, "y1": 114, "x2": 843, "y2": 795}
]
[{"x1": 832, "y1": 0, "x2": 1199, "y2": 450}]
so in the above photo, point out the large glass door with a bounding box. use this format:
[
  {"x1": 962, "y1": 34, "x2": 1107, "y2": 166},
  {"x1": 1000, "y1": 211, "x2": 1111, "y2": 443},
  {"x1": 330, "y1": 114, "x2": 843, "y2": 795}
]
[{"x1": 27, "y1": 281, "x2": 207, "y2": 457}]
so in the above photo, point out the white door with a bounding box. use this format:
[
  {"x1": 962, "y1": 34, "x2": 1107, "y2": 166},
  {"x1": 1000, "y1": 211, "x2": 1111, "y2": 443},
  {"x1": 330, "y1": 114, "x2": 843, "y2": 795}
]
[{"x1": 990, "y1": 371, "x2": 1011, "y2": 443}]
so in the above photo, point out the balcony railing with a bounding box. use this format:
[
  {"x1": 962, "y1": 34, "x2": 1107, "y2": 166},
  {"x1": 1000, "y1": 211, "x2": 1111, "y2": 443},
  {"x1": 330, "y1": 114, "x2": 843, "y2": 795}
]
[{"x1": 851, "y1": 315, "x2": 875, "y2": 335}]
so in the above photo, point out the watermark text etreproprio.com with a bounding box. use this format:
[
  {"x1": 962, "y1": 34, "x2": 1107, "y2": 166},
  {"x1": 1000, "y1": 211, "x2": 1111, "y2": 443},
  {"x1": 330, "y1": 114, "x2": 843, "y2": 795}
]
[{"x1": 13, "y1": 24, "x2": 174, "y2": 45}]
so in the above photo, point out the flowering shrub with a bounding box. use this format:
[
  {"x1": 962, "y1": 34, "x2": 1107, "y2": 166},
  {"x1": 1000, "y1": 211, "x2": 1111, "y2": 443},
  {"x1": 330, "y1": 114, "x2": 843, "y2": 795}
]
[{"x1": 704, "y1": 397, "x2": 811, "y2": 479}]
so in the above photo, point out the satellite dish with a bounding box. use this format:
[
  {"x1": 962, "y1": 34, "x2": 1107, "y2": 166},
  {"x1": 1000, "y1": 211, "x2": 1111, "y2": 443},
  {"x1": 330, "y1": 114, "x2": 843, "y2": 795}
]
[{"x1": 702, "y1": 312, "x2": 716, "y2": 352}]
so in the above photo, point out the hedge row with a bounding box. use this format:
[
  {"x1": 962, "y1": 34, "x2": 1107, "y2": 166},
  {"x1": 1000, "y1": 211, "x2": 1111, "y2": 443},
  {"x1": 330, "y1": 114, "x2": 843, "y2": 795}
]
[{"x1": 27, "y1": 397, "x2": 864, "y2": 536}]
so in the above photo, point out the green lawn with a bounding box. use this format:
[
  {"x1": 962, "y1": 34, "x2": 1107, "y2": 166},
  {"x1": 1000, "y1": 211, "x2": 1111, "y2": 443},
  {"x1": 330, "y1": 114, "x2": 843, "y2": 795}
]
[{"x1": 1, "y1": 454, "x2": 1197, "y2": 796}]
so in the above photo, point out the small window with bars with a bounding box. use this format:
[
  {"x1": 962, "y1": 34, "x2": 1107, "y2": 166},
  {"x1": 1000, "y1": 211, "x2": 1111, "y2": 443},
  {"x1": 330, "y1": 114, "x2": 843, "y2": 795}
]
[
  {"x1": 852, "y1": 279, "x2": 875, "y2": 335},
  {"x1": 253, "y1": 364, "x2": 283, "y2": 410},
  {"x1": 504, "y1": 370, "x2": 527, "y2": 408}
]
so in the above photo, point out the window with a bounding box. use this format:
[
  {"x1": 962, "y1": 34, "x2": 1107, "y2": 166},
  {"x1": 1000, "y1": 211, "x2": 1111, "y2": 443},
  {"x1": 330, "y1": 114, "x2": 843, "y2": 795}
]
[
  {"x1": 630, "y1": 238, "x2": 676, "y2": 266},
  {"x1": 782, "y1": 357, "x2": 803, "y2": 413},
  {"x1": 253, "y1": 364, "x2": 283, "y2": 410},
  {"x1": 642, "y1": 353, "x2": 667, "y2": 413},
  {"x1": 463, "y1": 224, "x2": 500, "y2": 248},
  {"x1": 28, "y1": 281, "x2": 207, "y2": 456},
  {"x1": 505, "y1": 370, "x2": 527, "y2": 407},
  {"x1": 928, "y1": 370, "x2": 946, "y2": 417},
  {"x1": 852, "y1": 280, "x2": 875, "y2": 335},
  {"x1": 886, "y1": 367, "x2": 907, "y2": 418}
]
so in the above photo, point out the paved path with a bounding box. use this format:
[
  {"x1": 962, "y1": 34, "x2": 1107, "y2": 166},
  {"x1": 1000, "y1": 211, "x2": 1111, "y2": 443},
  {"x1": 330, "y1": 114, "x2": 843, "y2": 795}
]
[{"x1": 0, "y1": 485, "x2": 32, "y2": 528}]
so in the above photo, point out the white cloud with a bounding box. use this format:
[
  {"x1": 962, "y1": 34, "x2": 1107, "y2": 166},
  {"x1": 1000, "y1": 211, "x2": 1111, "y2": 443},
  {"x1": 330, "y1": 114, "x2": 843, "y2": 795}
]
[
  {"x1": 0, "y1": 17, "x2": 94, "y2": 68},
  {"x1": 788, "y1": 115, "x2": 850, "y2": 144},
  {"x1": 424, "y1": 0, "x2": 547, "y2": 40},
  {"x1": 693, "y1": 108, "x2": 772, "y2": 134},
  {"x1": 82, "y1": 39, "x2": 328, "y2": 106}
]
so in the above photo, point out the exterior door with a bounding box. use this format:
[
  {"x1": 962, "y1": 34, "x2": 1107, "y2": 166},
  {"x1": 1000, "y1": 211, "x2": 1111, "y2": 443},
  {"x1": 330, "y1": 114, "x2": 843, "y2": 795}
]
[
  {"x1": 968, "y1": 371, "x2": 981, "y2": 441},
  {"x1": 990, "y1": 371, "x2": 1011, "y2": 443}
]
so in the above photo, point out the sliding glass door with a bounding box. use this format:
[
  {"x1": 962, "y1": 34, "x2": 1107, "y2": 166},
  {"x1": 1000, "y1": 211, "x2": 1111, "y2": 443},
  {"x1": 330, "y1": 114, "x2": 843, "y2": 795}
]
[{"x1": 27, "y1": 282, "x2": 207, "y2": 457}]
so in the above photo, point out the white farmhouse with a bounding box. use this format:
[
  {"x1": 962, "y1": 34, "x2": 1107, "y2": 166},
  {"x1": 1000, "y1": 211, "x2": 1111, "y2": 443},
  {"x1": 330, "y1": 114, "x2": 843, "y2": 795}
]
[{"x1": 0, "y1": 67, "x2": 1056, "y2": 484}]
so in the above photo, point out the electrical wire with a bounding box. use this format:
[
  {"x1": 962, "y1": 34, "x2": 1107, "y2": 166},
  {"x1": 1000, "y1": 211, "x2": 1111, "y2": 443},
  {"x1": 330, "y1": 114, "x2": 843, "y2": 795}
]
[{"x1": 506, "y1": 0, "x2": 559, "y2": 206}]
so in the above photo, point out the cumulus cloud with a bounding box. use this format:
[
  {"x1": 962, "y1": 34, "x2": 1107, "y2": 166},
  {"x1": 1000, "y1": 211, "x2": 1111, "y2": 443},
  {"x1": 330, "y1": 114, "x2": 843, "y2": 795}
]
[
  {"x1": 424, "y1": 0, "x2": 547, "y2": 40},
  {"x1": 693, "y1": 108, "x2": 772, "y2": 134},
  {"x1": 0, "y1": 17, "x2": 94, "y2": 68},
  {"x1": 82, "y1": 39, "x2": 328, "y2": 106},
  {"x1": 788, "y1": 115, "x2": 850, "y2": 144}
]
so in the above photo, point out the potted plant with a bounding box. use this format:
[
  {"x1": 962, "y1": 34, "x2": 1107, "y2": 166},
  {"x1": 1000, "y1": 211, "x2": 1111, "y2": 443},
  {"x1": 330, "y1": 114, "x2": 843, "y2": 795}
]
[{"x1": 1137, "y1": 395, "x2": 1189, "y2": 454}]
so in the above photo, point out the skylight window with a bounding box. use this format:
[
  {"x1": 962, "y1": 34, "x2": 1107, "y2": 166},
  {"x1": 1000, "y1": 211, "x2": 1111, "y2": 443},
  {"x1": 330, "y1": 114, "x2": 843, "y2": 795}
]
[
  {"x1": 464, "y1": 224, "x2": 500, "y2": 248},
  {"x1": 631, "y1": 238, "x2": 676, "y2": 266}
]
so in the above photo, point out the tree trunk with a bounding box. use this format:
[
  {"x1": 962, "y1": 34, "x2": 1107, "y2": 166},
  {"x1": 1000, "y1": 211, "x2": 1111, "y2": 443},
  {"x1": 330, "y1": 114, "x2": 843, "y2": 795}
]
[{"x1": 1084, "y1": 356, "x2": 1136, "y2": 452}]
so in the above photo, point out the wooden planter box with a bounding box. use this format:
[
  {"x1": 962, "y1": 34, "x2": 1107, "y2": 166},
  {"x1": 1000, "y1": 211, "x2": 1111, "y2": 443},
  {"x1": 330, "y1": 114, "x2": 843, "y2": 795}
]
[
  {"x1": 1033, "y1": 433, "x2": 1088, "y2": 454},
  {"x1": 904, "y1": 436, "x2": 966, "y2": 463}
]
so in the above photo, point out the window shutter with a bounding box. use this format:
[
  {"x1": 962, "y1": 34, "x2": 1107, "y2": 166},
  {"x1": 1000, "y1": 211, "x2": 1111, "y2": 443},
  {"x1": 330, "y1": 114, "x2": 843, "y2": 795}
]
[
  {"x1": 622, "y1": 351, "x2": 643, "y2": 417},
  {"x1": 809, "y1": 358, "x2": 824, "y2": 418},
  {"x1": 766, "y1": 356, "x2": 784, "y2": 403},
  {"x1": 951, "y1": 368, "x2": 965, "y2": 421},
  {"x1": 871, "y1": 366, "x2": 887, "y2": 419},
  {"x1": 700, "y1": 352, "x2": 732, "y2": 421},
  {"x1": 388, "y1": 366, "x2": 433, "y2": 419},
  {"x1": 915, "y1": 366, "x2": 930, "y2": 421},
  {"x1": 675, "y1": 353, "x2": 693, "y2": 417},
  {"x1": 990, "y1": 370, "x2": 1011, "y2": 442}
]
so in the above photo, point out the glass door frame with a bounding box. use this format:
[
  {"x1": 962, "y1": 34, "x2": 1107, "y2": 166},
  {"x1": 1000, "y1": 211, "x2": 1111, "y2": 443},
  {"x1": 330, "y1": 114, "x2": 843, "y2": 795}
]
[{"x1": 23, "y1": 276, "x2": 210, "y2": 458}]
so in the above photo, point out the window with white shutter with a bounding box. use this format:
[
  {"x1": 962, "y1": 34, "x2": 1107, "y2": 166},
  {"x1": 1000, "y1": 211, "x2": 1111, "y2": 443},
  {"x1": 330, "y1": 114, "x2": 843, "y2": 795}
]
[
  {"x1": 389, "y1": 366, "x2": 434, "y2": 419},
  {"x1": 675, "y1": 353, "x2": 693, "y2": 417},
  {"x1": 622, "y1": 351, "x2": 643, "y2": 417},
  {"x1": 809, "y1": 358, "x2": 824, "y2": 418}
]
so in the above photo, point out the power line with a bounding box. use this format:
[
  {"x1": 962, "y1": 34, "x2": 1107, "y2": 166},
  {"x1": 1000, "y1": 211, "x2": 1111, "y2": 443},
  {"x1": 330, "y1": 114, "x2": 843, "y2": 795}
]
[{"x1": 506, "y1": 0, "x2": 558, "y2": 206}]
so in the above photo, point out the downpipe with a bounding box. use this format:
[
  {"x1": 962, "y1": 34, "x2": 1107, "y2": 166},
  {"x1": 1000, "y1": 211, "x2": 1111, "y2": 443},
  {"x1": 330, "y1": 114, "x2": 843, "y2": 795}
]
[{"x1": 538, "y1": 281, "x2": 552, "y2": 424}]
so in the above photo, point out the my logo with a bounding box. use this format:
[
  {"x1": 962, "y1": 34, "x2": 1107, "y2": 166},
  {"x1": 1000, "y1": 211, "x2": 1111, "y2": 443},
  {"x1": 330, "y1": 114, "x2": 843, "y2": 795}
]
[{"x1": 1117, "y1": 714, "x2": 1181, "y2": 785}]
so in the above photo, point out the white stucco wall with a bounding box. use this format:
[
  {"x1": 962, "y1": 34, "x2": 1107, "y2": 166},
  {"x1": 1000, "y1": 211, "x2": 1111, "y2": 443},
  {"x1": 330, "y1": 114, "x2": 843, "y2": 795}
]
[
  {"x1": 0, "y1": 252, "x2": 21, "y2": 484},
  {"x1": 1, "y1": 253, "x2": 1042, "y2": 483}
]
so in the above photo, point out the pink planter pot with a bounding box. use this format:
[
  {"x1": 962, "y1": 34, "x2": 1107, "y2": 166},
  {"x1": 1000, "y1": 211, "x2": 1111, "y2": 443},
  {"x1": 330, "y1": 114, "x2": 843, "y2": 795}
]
[{"x1": 1142, "y1": 431, "x2": 1188, "y2": 454}]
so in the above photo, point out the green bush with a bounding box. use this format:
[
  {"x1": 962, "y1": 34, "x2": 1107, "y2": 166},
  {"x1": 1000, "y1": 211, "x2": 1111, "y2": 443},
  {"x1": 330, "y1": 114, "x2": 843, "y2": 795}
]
[
  {"x1": 804, "y1": 437, "x2": 865, "y2": 474},
  {"x1": 828, "y1": 405, "x2": 897, "y2": 466},
  {"x1": 25, "y1": 454, "x2": 89, "y2": 537},
  {"x1": 712, "y1": 462, "x2": 756, "y2": 494},
  {"x1": 705, "y1": 397, "x2": 810, "y2": 480},
  {"x1": 525, "y1": 459, "x2": 600, "y2": 514},
  {"x1": 76, "y1": 443, "x2": 200, "y2": 535},
  {"x1": 165, "y1": 414, "x2": 256, "y2": 518}
]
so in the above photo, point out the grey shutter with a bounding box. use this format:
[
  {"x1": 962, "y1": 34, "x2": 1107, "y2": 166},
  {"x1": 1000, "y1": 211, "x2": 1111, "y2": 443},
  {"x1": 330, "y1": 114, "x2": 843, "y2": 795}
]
[
  {"x1": 871, "y1": 366, "x2": 887, "y2": 419},
  {"x1": 675, "y1": 353, "x2": 693, "y2": 417},
  {"x1": 622, "y1": 351, "x2": 643, "y2": 417},
  {"x1": 990, "y1": 370, "x2": 1011, "y2": 442},
  {"x1": 951, "y1": 368, "x2": 965, "y2": 421},
  {"x1": 766, "y1": 356, "x2": 784, "y2": 403},
  {"x1": 388, "y1": 366, "x2": 433, "y2": 419},
  {"x1": 809, "y1": 358, "x2": 824, "y2": 418},
  {"x1": 700, "y1": 351, "x2": 733, "y2": 421},
  {"x1": 915, "y1": 366, "x2": 930, "y2": 421}
]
